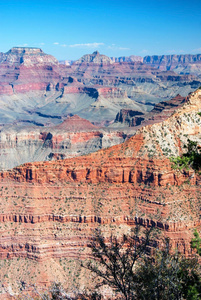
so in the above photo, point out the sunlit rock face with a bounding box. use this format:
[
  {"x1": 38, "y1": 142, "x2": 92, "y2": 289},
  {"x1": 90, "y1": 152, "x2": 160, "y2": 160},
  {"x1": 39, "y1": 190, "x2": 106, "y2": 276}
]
[
  {"x1": 1, "y1": 47, "x2": 58, "y2": 65},
  {"x1": 0, "y1": 89, "x2": 201, "y2": 298},
  {"x1": 0, "y1": 47, "x2": 200, "y2": 171},
  {"x1": 0, "y1": 115, "x2": 129, "y2": 170}
]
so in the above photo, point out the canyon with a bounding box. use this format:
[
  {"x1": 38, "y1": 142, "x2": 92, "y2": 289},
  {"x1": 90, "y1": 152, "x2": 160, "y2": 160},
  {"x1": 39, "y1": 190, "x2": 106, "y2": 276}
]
[
  {"x1": 114, "y1": 94, "x2": 188, "y2": 127},
  {"x1": 0, "y1": 47, "x2": 201, "y2": 298},
  {"x1": 0, "y1": 87, "x2": 200, "y2": 298},
  {"x1": 0, "y1": 47, "x2": 201, "y2": 170},
  {"x1": 0, "y1": 115, "x2": 130, "y2": 170}
]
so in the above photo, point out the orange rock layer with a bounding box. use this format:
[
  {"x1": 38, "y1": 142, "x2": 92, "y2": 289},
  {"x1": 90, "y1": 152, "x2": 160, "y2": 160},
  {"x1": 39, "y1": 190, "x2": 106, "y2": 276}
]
[{"x1": 0, "y1": 89, "x2": 201, "y2": 298}]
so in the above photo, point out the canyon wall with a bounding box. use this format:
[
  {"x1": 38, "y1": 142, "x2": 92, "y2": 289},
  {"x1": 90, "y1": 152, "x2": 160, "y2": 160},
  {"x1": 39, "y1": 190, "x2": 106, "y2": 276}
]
[
  {"x1": 143, "y1": 54, "x2": 201, "y2": 75},
  {"x1": 0, "y1": 115, "x2": 130, "y2": 170},
  {"x1": 112, "y1": 53, "x2": 201, "y2": 76},
  {"x1": 0, "y1": 89, "x2": 201, "y2": 298},
  {"x1": 0, "y1": 47, "x2": 201, "y2": 298},
  {"x1": 0, "y1": 48, "x2": 200, "y2": 128},
  {"x1": 114, "y1": 94, "x2": 188, "y2": 127}
]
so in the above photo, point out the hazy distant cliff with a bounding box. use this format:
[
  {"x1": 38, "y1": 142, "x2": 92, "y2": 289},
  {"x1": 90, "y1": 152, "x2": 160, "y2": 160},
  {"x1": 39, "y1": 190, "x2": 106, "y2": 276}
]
[
  {"x1": 143, "y1": 54, "x2": 201, "y2": 75},
  {"x1": 110, "y1": 54, "x2": 201, "y2": 76}
]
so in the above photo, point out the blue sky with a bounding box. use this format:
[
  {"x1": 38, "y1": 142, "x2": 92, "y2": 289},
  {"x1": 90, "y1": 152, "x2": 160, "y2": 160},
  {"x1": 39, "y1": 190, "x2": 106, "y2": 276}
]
[{"x1": 0, "y1": 0, "x2": 201, "y2": 60}]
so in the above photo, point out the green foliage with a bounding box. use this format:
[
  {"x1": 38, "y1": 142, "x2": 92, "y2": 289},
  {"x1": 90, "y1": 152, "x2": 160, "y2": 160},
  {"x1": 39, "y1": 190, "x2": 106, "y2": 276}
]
[
  {"x1": 191, "y1": 229, "x2": 201, "y2": 256},
  {"x1": 170, "y1": 155, "x2": 191, "y2": 170},
  {"x1": 198, "y1": 112, "x2": 201, "y2": 117},
  {"x1": 170, "y1": 139, "x2": 201, "y2": 171},
  {"x1": 187, "y1": 285, "x2": 200, "y2": 300},
  {"x1": 136, "y1": 240, "x2": 201, "y2": 300},
  {"x1": 84, "y1": 226, "x2": 153, "y2": 300},
  {"x1": 85, "y1": 228, "x2": 201, "y2": 300},
  {"x1": 29, "y1": 229, "x2": 201, "y2": 300}
]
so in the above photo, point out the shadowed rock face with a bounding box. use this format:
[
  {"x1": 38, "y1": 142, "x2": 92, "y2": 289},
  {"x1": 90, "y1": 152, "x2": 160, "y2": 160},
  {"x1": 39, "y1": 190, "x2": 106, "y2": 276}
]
[
  {"x1": 143, "y1": 54, "x2": 201, "y2": 75},
  {"x1": 0, "y1": 115, "x2": 131, "y2": 170},
  {"x1": 111, "y1": 53, "x2": 201, "y2": 76},
  {"x1": 0, "y1": 89, "x2": 200, "y2": 298},
  {"x1": 114, "y1": 94, "x2": 188, "y2": 127}
]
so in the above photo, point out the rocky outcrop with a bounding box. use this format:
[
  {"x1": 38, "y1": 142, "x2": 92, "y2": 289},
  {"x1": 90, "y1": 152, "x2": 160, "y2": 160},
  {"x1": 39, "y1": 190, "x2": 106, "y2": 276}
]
[
  {"x1": 111, "y1": 55, "x2": 143, "y2": 63},
  {"x1": 1, "y1": 47, "x2": 58, "y2": 66},
  {"x1": 115, "y1": 109, "x2": 145, "y2": 126},
  {"x1": 0, "y1": 115, "x2": 130, "y2": 170},
  {"x1": 74, "y1": 50, "x2": 112, "y2": 64},
  {"x1": 115, "y1": 94, "x2": 188, "y2": 127},
  {"x1": 53, "y1": 115, "x2": 98, "y2": 131}
]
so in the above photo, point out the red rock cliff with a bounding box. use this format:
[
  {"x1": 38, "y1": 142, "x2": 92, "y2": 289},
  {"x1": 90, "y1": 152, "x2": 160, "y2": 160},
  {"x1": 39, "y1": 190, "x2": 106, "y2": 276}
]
[{"x1": 0, "y1": 88, "x2": 201, "y2": 298}]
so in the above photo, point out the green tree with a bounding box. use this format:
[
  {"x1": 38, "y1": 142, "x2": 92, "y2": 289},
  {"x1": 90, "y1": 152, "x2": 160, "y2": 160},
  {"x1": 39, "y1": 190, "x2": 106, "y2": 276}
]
[
  {"x1": 136, "y1": 239, "x2": 201, "y2": 300},
  {"x1": 170, "y1": 139, "x2": 201, "y2": 171},
  {"x1": 84, "y1": 226, "x2": 153, "y2": 300},
  {"x1": 85, "y1": 229, "x2": 201, "y2": 300},
  {"x1": 191, "y1": 229, "x2": 201, "y2": 256}
]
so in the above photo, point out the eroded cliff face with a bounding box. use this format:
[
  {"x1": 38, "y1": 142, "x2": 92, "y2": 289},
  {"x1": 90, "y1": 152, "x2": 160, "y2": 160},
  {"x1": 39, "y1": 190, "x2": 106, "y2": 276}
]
[
  {"x1": 74, "y1": 50, "x2": 112, "y2": 64},
  {"x1": 0, "y1": 47, "x2": 58, "y2": 66},
  {"x1": 0, "y1": 89, "x2": 201, "y2": 298},
  {"x1": 112, "y1": 54, "x2": 201, "y2": 76},
  {"x1": 143, "y1": 54, "x2": 201, "y2": 75},
  {"x1": 3, "y1": 90, "x2": 201, "y2": 185},
  {"x1": 114, "y1": 94, "x2": 188, "y2": 127},
  {"x1": 0, "y1": 115, "x2": 130, "y2": 170},
  {"x1": 0, "y1": 47, "x2": 200, "y2": 128}
]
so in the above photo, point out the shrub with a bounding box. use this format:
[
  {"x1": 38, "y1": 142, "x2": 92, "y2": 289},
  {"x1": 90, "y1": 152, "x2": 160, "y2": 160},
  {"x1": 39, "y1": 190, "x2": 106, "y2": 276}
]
[
  {"x1": 170, "y1": 139, "x2": 201, "y2": 171},
  {"x1": 84, "y1": 229, "x2": 201, "y2": 300}
]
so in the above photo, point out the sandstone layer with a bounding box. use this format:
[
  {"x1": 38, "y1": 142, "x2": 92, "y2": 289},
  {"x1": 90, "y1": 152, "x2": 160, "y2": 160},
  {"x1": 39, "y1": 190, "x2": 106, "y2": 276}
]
[{"x1": 0, "y1": 89, "x2": 201, "y2": 298}]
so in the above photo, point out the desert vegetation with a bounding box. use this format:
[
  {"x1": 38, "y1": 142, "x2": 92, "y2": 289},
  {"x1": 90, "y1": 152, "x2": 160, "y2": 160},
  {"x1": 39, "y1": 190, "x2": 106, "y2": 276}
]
[
  {"x1": 170, "y1": 139, "x2": 201, "y2": 171},
  {"x1": 23, "y1": 227, "x2": 201, "y2": 300}
]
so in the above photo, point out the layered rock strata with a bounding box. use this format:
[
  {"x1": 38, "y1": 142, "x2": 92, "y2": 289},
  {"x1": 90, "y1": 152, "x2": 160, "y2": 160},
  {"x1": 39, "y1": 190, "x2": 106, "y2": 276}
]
[
  {"x1": 143, "y1": 54, "x2": 201, "y2": 75},
  {"x1": 112, "y1": 54, "x2": 201, "y2": 76},
  {"x1": 0, "y1": 48, "x2": 200, "y2": 134},
  {"x1": 115, "y1": 94, "x2": 188, "y2": 127},
  {"x1": 0, "y1": 115, "x2": 130, "y2": 170},
  {"x1": 0, "y1": 89, "x2": 201, "y2": 298}
]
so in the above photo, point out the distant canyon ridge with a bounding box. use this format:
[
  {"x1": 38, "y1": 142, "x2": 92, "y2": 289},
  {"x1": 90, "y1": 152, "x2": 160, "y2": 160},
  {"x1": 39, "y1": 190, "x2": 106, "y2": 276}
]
[
  {"x1": 0, "y1": 47, "x2": 201, "y2": 169},
  {"x1": 63, "y1": 51, "x2": 201, "y2": 76}
]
